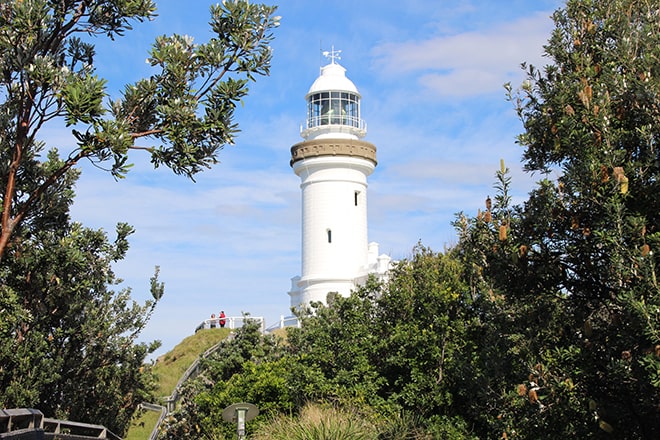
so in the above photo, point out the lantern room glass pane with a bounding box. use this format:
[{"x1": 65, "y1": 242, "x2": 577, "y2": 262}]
[{"x1": 306, "y1": 91, "x2": 360, "y2": 128}]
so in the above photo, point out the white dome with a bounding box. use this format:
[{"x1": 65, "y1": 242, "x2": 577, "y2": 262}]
[{"x1": 306, "y1": 62, "x2": 360, "y2": 96}]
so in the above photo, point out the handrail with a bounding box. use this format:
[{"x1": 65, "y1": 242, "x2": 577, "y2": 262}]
[
  {"x1": 43, "y1": 418, "x2": 121, "y2": 440},
  {"x1": 304, "y1": 115, "x2": 365, "y2": 130},
  {"x1": 0, "y1": 408, "x2": 42, "y2": 433},
  {"x1": 138, "y1": 403, "x2": 167, "y2": 440},
  {"x1": 0, "y1": 409, "x2": 121, "y2": 440}
]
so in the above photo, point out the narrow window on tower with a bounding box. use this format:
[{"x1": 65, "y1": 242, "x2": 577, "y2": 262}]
[
  {"x1": 327, "y1": 229, "x2": 332, "y2": 243},
  {"x1": 354, "y1": 191, "x2": 360, "y2": 206}
]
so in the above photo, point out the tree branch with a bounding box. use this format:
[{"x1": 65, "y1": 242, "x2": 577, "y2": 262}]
[{"x1": 131, "y1": 128, "x2": 163, "y2": 139}]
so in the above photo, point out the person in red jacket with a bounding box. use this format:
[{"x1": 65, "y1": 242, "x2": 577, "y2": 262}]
[{"x1": 219, "y1": 311, "x2": 226, "y2": 328}]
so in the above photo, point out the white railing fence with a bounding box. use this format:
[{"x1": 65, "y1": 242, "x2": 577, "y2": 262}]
[
  {"x1": 265, "y1": 315, "x2": 300, "y2": 332},
  {"x1": 195, "y1": 316, "x2": 265, "y2": 333}
]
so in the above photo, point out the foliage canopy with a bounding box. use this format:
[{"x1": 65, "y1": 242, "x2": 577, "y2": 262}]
[
  {"x1": 0, "y1": 0, "x2": 280, "y2": 260},
  {"x1": 0, "y1": 0, "x2": 279, "y2": 435},
  {"x1": 456, "y1": 0, "x2": 660, "y2": 436}
]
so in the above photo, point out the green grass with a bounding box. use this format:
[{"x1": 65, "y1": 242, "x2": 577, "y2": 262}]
[
  {"x1": 124, "y1": 328, "x2": 230, "y2": 440},
  {"x1": 152, "y1": 328, "x2": 230, "y2": 396},
  {"x1": 124, "y1": 410, "x2": 160, "y2": 440}
]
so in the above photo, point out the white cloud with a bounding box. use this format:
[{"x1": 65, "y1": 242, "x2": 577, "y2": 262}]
[
  {"x1": 372, "y1": 11, "x2": 554, "y2": 97},
  {"x1": 419, "y1": 69, "x2": 505, "y2": 97}
]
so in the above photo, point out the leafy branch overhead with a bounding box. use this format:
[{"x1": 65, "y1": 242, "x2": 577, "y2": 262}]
[{"x1": 0, "y1": 0, "x2": 280, "y2": 260}]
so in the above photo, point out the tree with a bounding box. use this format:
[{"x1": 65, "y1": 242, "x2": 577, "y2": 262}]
[
  {"x1": 286, "y1": 282, "x2": 389, "y2": 412},
  {"x1": 0, "y1": 0, "x2": 280, "y2": 260},
  {"x1": 455, "y1": 0, "x2": 660, "y2": 437},
  {"x1": 454, "y1": 165, "x2": 588, "y2": 438},
  {"x1": 0, "y1": 213, "x2": 165, "y2": 435},
  {"x1": 374, "y1": 245, "x2": 468, "y2": 414},
  {"x1": 0, "y1": 0, "x2": 279, "y2": 434}
]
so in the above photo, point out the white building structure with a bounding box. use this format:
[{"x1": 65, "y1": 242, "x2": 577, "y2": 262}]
[{"x1": 288, "y1": 51, "x2": 392, "y2": 311}]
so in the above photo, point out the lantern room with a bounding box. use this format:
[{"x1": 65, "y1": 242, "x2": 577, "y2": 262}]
[{"x1": 301, "y1": 51, "x2": 366, "y2": 141}]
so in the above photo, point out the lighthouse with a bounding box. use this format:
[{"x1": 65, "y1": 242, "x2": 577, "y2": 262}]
[{"x1": 288, "y1": 50, "x2": 391, "y2": 311}]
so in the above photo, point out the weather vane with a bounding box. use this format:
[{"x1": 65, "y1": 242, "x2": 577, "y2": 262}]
[{"x1": 322, "y1": 46, "x2": 341, "y2": 64}]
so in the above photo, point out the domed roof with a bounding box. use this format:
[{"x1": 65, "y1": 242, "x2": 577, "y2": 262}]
[{"x1": 306, "y1": 62, "x2": 360, "y2": 96}]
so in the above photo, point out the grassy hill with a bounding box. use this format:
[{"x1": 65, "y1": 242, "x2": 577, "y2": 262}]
[{"x1": 124, "y1": 328, "x2": 231, "y2": 440}]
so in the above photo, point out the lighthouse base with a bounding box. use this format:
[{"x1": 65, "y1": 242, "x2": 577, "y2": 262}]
[{"x1": 288, "y1": 242, "x2": 393, "y2": 312}]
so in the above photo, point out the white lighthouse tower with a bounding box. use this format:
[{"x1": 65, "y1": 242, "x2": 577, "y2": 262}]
[{"x1": 288, "y1": 50, "x2": 391, "y2": 311}]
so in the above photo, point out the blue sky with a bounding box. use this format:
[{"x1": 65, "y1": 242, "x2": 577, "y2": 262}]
[{"x1": 63, "y1": 0, "x2": 563, "y2": 358}]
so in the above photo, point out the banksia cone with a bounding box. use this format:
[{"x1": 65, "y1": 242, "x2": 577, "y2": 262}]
[
  {"x1": 600, "y1": 164, "x2": 609, "y2": 182},
  {"x1": 528, "y1": 388, "x2": 538, "y2": 404},
  {"x1": 571, "y1": 217, "x2": 579, "y2": 229},
  {"x1": 613, "y1": 166, "x2": 629, "y2": 194},
  {"x1": 499, "y1": 224, "x2": 507, "y2": 241},
  {"x1": 598, "y1": 420, "x2": 614, "y2": 433},
  {"x1": 613, "y1": 166, "x2": 624, "y2": 179}
]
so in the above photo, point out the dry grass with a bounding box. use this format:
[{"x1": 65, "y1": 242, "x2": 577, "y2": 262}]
[{"x1": 252, "y1": 403, "x2": 378, "y2": 440}]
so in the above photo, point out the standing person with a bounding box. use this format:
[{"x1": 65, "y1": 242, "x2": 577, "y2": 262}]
[
  {"x1": 210, "y1": 313, "x2": 217, "y2": 328},
  {"x1": 219, "y1": 311, "x2": 226, "y2": 328}
]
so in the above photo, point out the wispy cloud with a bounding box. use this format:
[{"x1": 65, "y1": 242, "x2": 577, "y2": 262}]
[{"x1": 372, "y1": 11, "x2": 554, "y2": 97}]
